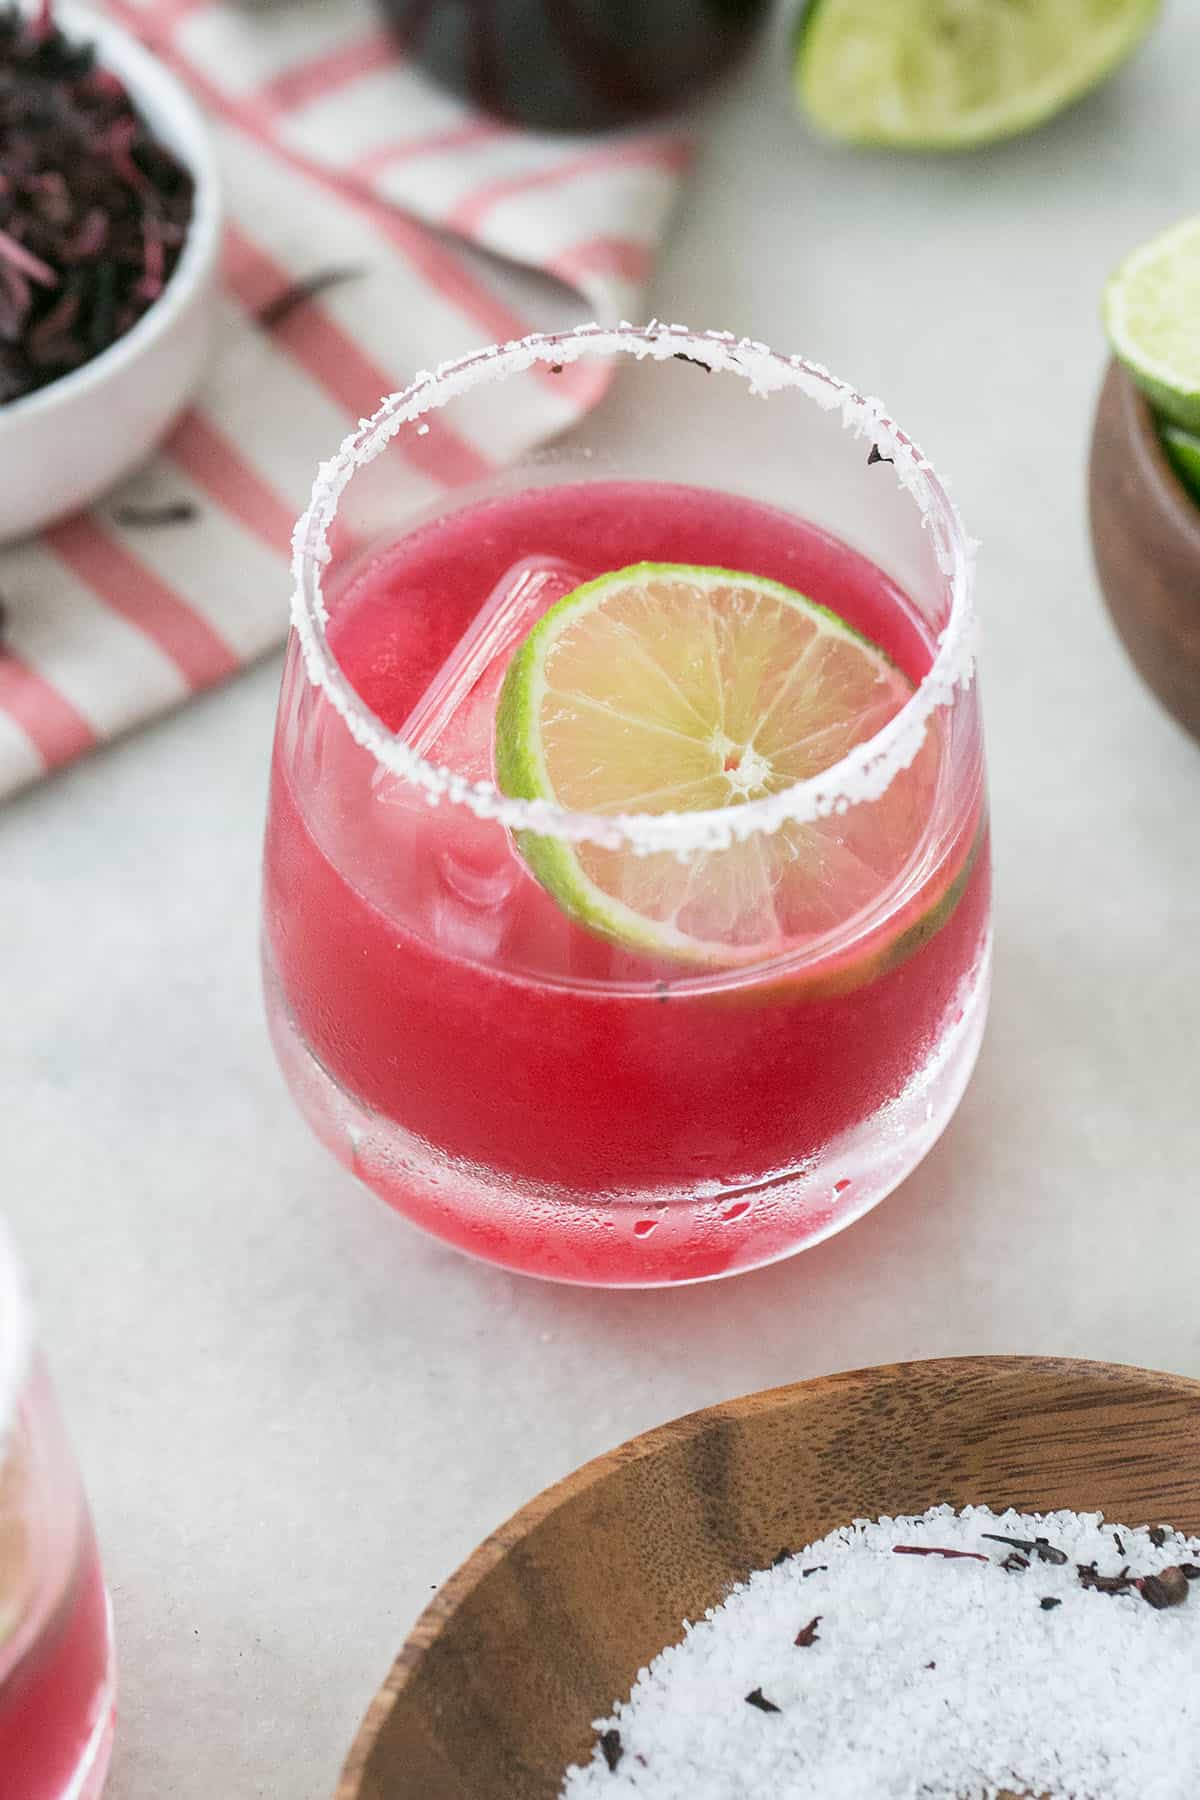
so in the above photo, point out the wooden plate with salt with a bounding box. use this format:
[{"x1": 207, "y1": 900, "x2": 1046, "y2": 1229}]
[{"x1": 336, "y1": 1356, "x2": 1200, "y2": 1799}]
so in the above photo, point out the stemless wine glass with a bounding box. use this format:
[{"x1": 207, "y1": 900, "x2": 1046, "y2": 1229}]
[
  {"x1": 0, "y1": 1221, "x2": 116, "y2": 1800},
  {"x1": 263, "y1": 326, "x2": 990, "y2": 1286}
]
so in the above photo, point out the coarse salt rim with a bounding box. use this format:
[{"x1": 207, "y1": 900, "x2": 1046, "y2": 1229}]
[
  {"x1": 290, "y1": 323, "x2": 979, "y2": 857},
  {"x1": 0, "y1": 1218, "x2": 33, "y2": 1451}
]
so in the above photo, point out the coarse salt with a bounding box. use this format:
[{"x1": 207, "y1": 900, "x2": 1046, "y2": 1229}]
[
  {"x1": 561, "y1": 1505, "x2": 1200, "y2": 1799},
  {"x1": 289, "y1": 325, "x2": 977, "y2": 858}
]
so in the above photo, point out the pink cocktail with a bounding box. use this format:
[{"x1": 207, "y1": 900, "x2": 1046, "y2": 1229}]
[
  {"x1": 264, "y1": 328, "x2": 989, "y2": 1284},
  {"x1": 0, "y1": 1228, "x2": 115, "y2": 1800}
]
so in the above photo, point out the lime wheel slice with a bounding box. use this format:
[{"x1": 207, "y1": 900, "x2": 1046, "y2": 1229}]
[
  {"x1": 495, "y1": 563, "x2": 944, "y2": 972},
  {"x1": 0, "y1": 1444, "x2": 31, "y2": 1655}
]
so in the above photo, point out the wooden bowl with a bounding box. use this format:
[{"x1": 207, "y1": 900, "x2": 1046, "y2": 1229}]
[
  {"x1": 1089, "y1": 359, "x2": 1200, "y2": 742},
  {"x1": 336, "y1": 1356, "x2": 1200, "y2": 1800}
]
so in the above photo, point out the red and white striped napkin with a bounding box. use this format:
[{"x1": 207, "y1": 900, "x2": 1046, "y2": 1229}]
[{"x1": 0, "y1": 0, "x2": 692, "y2": 799}]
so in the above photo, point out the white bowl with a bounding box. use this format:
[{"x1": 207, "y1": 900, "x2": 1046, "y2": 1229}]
[{"x1": 0, "y1": 4, "x2": 222, "y2": 543}]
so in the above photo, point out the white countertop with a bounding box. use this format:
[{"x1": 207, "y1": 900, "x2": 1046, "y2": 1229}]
[{"x1": 5, "y1": 13, "x2": 1200, "y2": 1797}]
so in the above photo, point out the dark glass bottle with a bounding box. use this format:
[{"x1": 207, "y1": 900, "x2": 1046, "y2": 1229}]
[{"x1": 379, "y1": 0, "x2": 771, "y2": 133}]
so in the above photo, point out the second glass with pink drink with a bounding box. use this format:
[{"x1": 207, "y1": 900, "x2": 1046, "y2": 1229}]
[
  {"x1": 0, "y1": 1221, "x2": 116, "y2": 1800},
  {"x1": 264, "y1": 327, "x2": 990, "y2": 1284}
]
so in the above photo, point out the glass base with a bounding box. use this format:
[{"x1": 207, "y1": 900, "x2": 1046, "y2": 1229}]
[{"x1": 266, "y1": 934, "x2": 991, "y2": 1287}]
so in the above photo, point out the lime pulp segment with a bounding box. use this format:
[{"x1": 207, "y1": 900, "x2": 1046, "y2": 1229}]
[
  {"x1": 494, "y1": 563, "x2": 938, "y2": 967},
  {"x1": 1105, "y1": 216, "x2": 1200, "y2": 432},
  {"x1": 794, "y1": 0, "x2": 1161, "y2": 150}
]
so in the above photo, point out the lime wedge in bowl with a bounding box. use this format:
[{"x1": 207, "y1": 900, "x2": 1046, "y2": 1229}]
[
  {"x1": 1160, "y1": 423, "x2": 1200, "y2": 505},
  {"x1": 794, "y1": 0, "x2": 1161, "y2": 150},
  {"x1": 1105, "y1": 216, "x2": 1200, "y2": 432},
  {"x1": 494, "y1": 563, "x2": 943, "y2": 974}
]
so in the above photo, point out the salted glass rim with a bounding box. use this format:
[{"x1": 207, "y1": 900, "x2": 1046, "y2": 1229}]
[
  {"x1": 290, "y1": 323, "x2": 978, "y2": 856},
  {"x1": 0, "y1": 1217, "x2": 33, "y2": 1440}
]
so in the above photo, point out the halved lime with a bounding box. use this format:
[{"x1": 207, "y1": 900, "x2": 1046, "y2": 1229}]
[
  {"x1": 1161, "y1": 422, "x2": 1200, "y2": 505},
  {"x1": 1105, "y1": 216, "x2": 1200, "y2": 432},
  {"x1": 494, "y1": 563, "x2": 940, "y2": 969},
  {"x1": 794, "y1": 0, "x2": 1161, "y2": 151}
]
